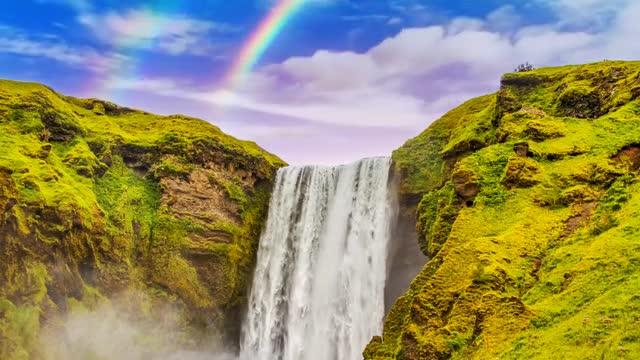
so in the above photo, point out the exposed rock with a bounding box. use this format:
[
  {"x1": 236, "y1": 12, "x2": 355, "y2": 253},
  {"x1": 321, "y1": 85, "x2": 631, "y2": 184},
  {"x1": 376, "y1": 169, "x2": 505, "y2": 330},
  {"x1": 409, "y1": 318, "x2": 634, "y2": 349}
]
[
  {"x1": 494, "y1": 88, "x2": 522, "y2": 122},
  {"x1": 502, "y1": 157, "x2": 542, "y2": 188},
  {"x1": 517, "y1": 106, "x2": 546, "y2": 118},
  {"x1": 40, "y1": 109, "x2": 84, "y2": 142},
  {"x1": 500, "y1": 73, "x2": 548, "y2": 87},
  {"x1": 452, "y1": 168, "x2": 480, "y2": 204},
  {"x1": 524, "y1": 119, "x2": 566, "y2": 141},
  {"x1": 612, "y1": 144, "x2": 640, "y2": 171},
  {"x1": 416, "y1": 182, "x2": 462, "y2": 257},
  {"x1": 513, "y1": 142, "x2": 529, "y2": 157},
  {"x1": 0, "y1": 167, "x2": 18, "y2": 215},
  {"x1": 37, "y1": 144, "x2": 52, "y2": 159},
  {"x1": 0, "y1": 79, "x2": 285, "y2": 358},
  {"x1": 560, "y1": 202, "x2": 596, "y2": 238},
  {"x1": 370, "y1": 61, "x2": 640, "y2": 360},
  {"x1": 160, "y1": 167, "x2": 241, "y2": 224},
  {"x1": 537, "y1": 145, "x2": 587, "y2": 160},
  {"x1": 556, "y1": 87, "x2": 603, "y2": 119}
]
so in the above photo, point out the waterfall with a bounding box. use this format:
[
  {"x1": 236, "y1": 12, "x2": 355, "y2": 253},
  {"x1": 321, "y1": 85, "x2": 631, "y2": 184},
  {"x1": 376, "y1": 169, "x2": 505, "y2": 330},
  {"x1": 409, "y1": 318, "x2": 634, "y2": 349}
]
[{"x1": 240, "y1": 157, "x2": 394, "y2": 360}]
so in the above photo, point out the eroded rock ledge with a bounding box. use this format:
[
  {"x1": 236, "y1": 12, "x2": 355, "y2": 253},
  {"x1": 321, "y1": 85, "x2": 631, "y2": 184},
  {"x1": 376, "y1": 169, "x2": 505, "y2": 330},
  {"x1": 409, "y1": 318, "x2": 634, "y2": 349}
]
[{"x1": 0, "y1": 79, "x2": 285, "y2": 358}]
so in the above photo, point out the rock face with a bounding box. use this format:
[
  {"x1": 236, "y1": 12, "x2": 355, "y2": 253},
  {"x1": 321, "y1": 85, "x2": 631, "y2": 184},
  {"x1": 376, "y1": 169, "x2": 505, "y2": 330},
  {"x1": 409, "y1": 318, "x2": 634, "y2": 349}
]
[
  {"x1": 366, "y1": 61, "x2": 640, "y2": 359},
  {"x1": 501, "y1": 157, "x2": 542, "y2": 188},
  {"x1": 0, "y1": 80, "x2": 285, "y2": 358}
]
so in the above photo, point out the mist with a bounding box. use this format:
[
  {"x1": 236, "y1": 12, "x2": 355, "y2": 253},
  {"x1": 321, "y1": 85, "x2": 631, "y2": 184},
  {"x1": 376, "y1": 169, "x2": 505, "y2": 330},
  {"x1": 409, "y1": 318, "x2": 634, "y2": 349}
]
[{"x1": 39, "y1": 298, "x2": 236, "y2": 360}]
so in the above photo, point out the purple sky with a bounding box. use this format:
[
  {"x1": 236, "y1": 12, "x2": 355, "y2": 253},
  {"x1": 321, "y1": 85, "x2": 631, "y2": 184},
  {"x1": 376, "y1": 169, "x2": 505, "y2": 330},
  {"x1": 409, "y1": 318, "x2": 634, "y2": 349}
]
[{"x1": 2, "y1": 0, "x2": 640, "y2": 165}]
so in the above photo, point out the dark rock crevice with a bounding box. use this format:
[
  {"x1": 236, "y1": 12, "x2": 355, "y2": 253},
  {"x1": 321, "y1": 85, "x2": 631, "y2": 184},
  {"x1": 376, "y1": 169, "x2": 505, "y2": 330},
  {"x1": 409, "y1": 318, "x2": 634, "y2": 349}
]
[{"x1": 385, "y1": 165, "x2": 428, "y2": 313}]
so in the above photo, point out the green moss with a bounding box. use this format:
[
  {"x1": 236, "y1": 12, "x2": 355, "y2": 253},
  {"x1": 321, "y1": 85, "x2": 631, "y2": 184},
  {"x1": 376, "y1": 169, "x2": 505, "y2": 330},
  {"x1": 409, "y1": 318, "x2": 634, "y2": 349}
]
[
  {"x1": 0, "y1": 299, "x2": 40, "y2": 360},
  {"x1": 501, "y1": 157, "x2": 543, "y2": 188},
  {"x1": 369, "y1": 61, "x2": 640, "y2": 359},
  {"x1": 501, "y1": 181, "x2": 640, "y2": 359},
  {"x1": 0, "y1": 78, "x2": 286, "y2": 356},
  {"x1": 224, "y1": 181, "x2": 248, "y2": 207},
  {"x1": 446, "y1": 332, "x2": 471, "y2": 352},
  {"x1": 416, "y1": 182, "x2": 461, "y2": 256},
  {"x1": 91, "y1": 102, "x2": 105, "y2": 115},
  {"x1": 152, "y1": 155, "x2": 194, "y2": 179},
  {"x1": 392, "y1": 94, "x2": 497, "y2": 196}
]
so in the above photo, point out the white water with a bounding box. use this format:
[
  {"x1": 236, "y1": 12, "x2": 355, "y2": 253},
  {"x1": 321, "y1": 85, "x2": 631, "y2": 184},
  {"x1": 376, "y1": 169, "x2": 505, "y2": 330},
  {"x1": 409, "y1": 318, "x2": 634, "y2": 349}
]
[{"x1": 240, "y1": 157, "x2": 394, "y2": 360}]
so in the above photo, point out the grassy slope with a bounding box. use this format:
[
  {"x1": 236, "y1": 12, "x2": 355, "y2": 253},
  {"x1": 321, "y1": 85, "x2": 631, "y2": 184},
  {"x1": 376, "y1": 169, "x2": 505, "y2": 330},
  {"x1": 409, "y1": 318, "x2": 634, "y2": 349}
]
[
  {"x1": 0, "y1": 80, "x2": 285, "y2": 359},
  {"x1": 365, "y1": 61, "x2": 640, "y2": 359}
]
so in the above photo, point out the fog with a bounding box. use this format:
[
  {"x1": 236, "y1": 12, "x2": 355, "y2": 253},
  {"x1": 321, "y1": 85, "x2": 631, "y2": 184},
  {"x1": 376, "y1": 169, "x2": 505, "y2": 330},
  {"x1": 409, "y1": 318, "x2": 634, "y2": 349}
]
[{"x1": 40, "y1": 300, "x2": 236, "y2": 360}]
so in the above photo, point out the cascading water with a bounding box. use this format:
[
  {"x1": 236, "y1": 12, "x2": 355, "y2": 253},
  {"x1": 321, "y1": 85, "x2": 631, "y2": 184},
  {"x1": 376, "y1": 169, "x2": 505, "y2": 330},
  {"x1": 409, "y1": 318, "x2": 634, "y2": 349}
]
[{"x1": 240, "y1": 157, "x2": 395, "y2": 360}]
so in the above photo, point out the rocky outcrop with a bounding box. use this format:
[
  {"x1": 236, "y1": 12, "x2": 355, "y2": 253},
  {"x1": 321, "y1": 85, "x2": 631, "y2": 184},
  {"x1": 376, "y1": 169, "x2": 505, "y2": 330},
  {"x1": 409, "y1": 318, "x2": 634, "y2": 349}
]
[
  {"x1": 501, "y1": 157, "x2": 542, "y2": 188},
  {"x1": 366, "y1": 61, "x2": 640, "y2": 359},
  {"x1": 0, "y1": 79, "x2": 285, "y2": 358},
  {"x1": 452, "y1": 168, "x2": 480, "y2": 205}
]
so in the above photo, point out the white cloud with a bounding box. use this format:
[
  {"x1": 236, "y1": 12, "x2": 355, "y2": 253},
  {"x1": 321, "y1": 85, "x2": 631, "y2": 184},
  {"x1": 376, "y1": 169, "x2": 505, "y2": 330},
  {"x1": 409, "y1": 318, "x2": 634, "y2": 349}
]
[
  {"x1": 78, "y1": 8, "x2": 234, "y2": 55},
  {"x1": 225, "y1": 1, "x2": 637, "y2": 129},
  {"x1": 36, "y1": 0, "x2": 91, "y2": 12},
  {"x1": 388, "y1": 0, "x2": 434, "y2": 26},
  {"x1": 536, "y1": 0, "x2": 630, "y2": 12},
  {"x1": 447, "y1": 17, "x2": 485, "y2": 35},
  {"x1": 486, "y1": 5, "x2": 522, "y2": 32},
  {"x1": 387, "y1": 17, "x2": 403, "y2": 25},
  {"x1": 0, "y1": 25, "x2": 127, "y2": 73},
  {"x1": 37, "y1": 0, "x2": 234, "y2": 56},
  {"x1": 535, "y1": 0, "x2": 632, "y2": 28},
  {"x1": 127, "y1": 1, "x2": 636, "y2": 126},
  {"x1": 95, "y1": 1, "x2": 640, "y2": 164}
]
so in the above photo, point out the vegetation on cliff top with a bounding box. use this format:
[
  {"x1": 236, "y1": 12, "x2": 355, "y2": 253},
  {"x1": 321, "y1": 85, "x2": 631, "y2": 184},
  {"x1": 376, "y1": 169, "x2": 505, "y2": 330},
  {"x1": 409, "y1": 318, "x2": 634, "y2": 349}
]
[
  {"x1": 367, "y1": 61, "x2": 640, "y2": 359},
  {"x1": 0, "y1": 79, "x2": 285, "y2": 359}
]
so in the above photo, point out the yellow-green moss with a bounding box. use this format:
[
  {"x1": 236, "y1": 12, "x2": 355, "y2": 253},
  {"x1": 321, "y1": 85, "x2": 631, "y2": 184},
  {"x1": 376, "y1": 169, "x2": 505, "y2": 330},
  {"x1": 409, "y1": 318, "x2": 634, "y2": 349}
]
[
  {"x1": 0, "y1": 299, "x2": 40, "y2": 360},
  {"x1": 369, "y1": 61, "x2": 640, "y2": 359},
  {"x1": 392, "y1": 94, "x2": 497, "y2": 196},
  {"x1": 0, "y1": 79, "x2": 286, "y2": 356},
  {"x1": 416, "y1": 182, "x2": 461, "y2": 256}
]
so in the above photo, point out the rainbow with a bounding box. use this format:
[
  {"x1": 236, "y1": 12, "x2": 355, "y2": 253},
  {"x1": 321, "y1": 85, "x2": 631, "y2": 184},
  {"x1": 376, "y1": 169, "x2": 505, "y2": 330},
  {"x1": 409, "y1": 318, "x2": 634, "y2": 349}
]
[
  {"x1": 96, "y1": 1, "x2": 303, "y2": 104},
  {"x1": 221, "y1": 0, "x2": 305, "y2": 90}
]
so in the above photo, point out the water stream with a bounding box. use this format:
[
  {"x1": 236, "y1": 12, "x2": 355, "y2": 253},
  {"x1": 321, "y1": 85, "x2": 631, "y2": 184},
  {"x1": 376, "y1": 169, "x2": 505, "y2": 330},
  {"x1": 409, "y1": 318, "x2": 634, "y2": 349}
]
[{"x1": 240, "y1": 157, "x2": 394, "y2": 360}]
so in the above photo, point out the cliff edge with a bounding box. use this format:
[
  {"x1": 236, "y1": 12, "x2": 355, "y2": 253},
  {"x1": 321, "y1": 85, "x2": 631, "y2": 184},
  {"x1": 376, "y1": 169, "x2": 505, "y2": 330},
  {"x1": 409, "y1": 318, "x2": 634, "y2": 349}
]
[
  {"x1": 0, "y1": 79, "x2": 285, "y2": 358},
  {"x1": 366, "y1": 61, "x2": 640, "y2": 359}
]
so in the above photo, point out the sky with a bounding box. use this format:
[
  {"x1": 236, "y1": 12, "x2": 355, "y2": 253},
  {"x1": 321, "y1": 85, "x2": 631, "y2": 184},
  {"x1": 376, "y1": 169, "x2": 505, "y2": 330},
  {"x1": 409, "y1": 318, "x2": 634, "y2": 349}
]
[{"x1": 1, "y1": 0, "x2": 639, "y2": 165}]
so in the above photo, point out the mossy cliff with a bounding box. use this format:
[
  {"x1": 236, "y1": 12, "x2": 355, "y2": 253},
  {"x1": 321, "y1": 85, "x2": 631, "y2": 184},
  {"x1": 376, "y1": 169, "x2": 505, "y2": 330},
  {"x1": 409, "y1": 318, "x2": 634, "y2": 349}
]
[
  {"x1": 0, "y1": 79, "x2": 285, "y2": 358},
  {"x1": 365, "y1": 61, "x2": 640, "y2": 359}
]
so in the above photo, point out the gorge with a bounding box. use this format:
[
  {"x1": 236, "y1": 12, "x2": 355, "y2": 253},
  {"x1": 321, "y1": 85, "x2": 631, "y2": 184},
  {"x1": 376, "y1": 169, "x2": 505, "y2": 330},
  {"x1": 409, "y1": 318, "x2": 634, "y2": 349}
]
[{"x1": 2, "y1": 61, "x2": 640, "y2": 359}]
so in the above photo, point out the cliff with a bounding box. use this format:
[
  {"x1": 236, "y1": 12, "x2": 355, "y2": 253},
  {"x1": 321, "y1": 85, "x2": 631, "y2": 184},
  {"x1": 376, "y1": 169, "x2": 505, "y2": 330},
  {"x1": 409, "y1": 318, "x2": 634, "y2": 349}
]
[
  {"x1": 366, "y1": 61, "x2": 640, "y2": 359},
  {"x1": 0, "y1": 79, "x2": 285, "y2": 359}
]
